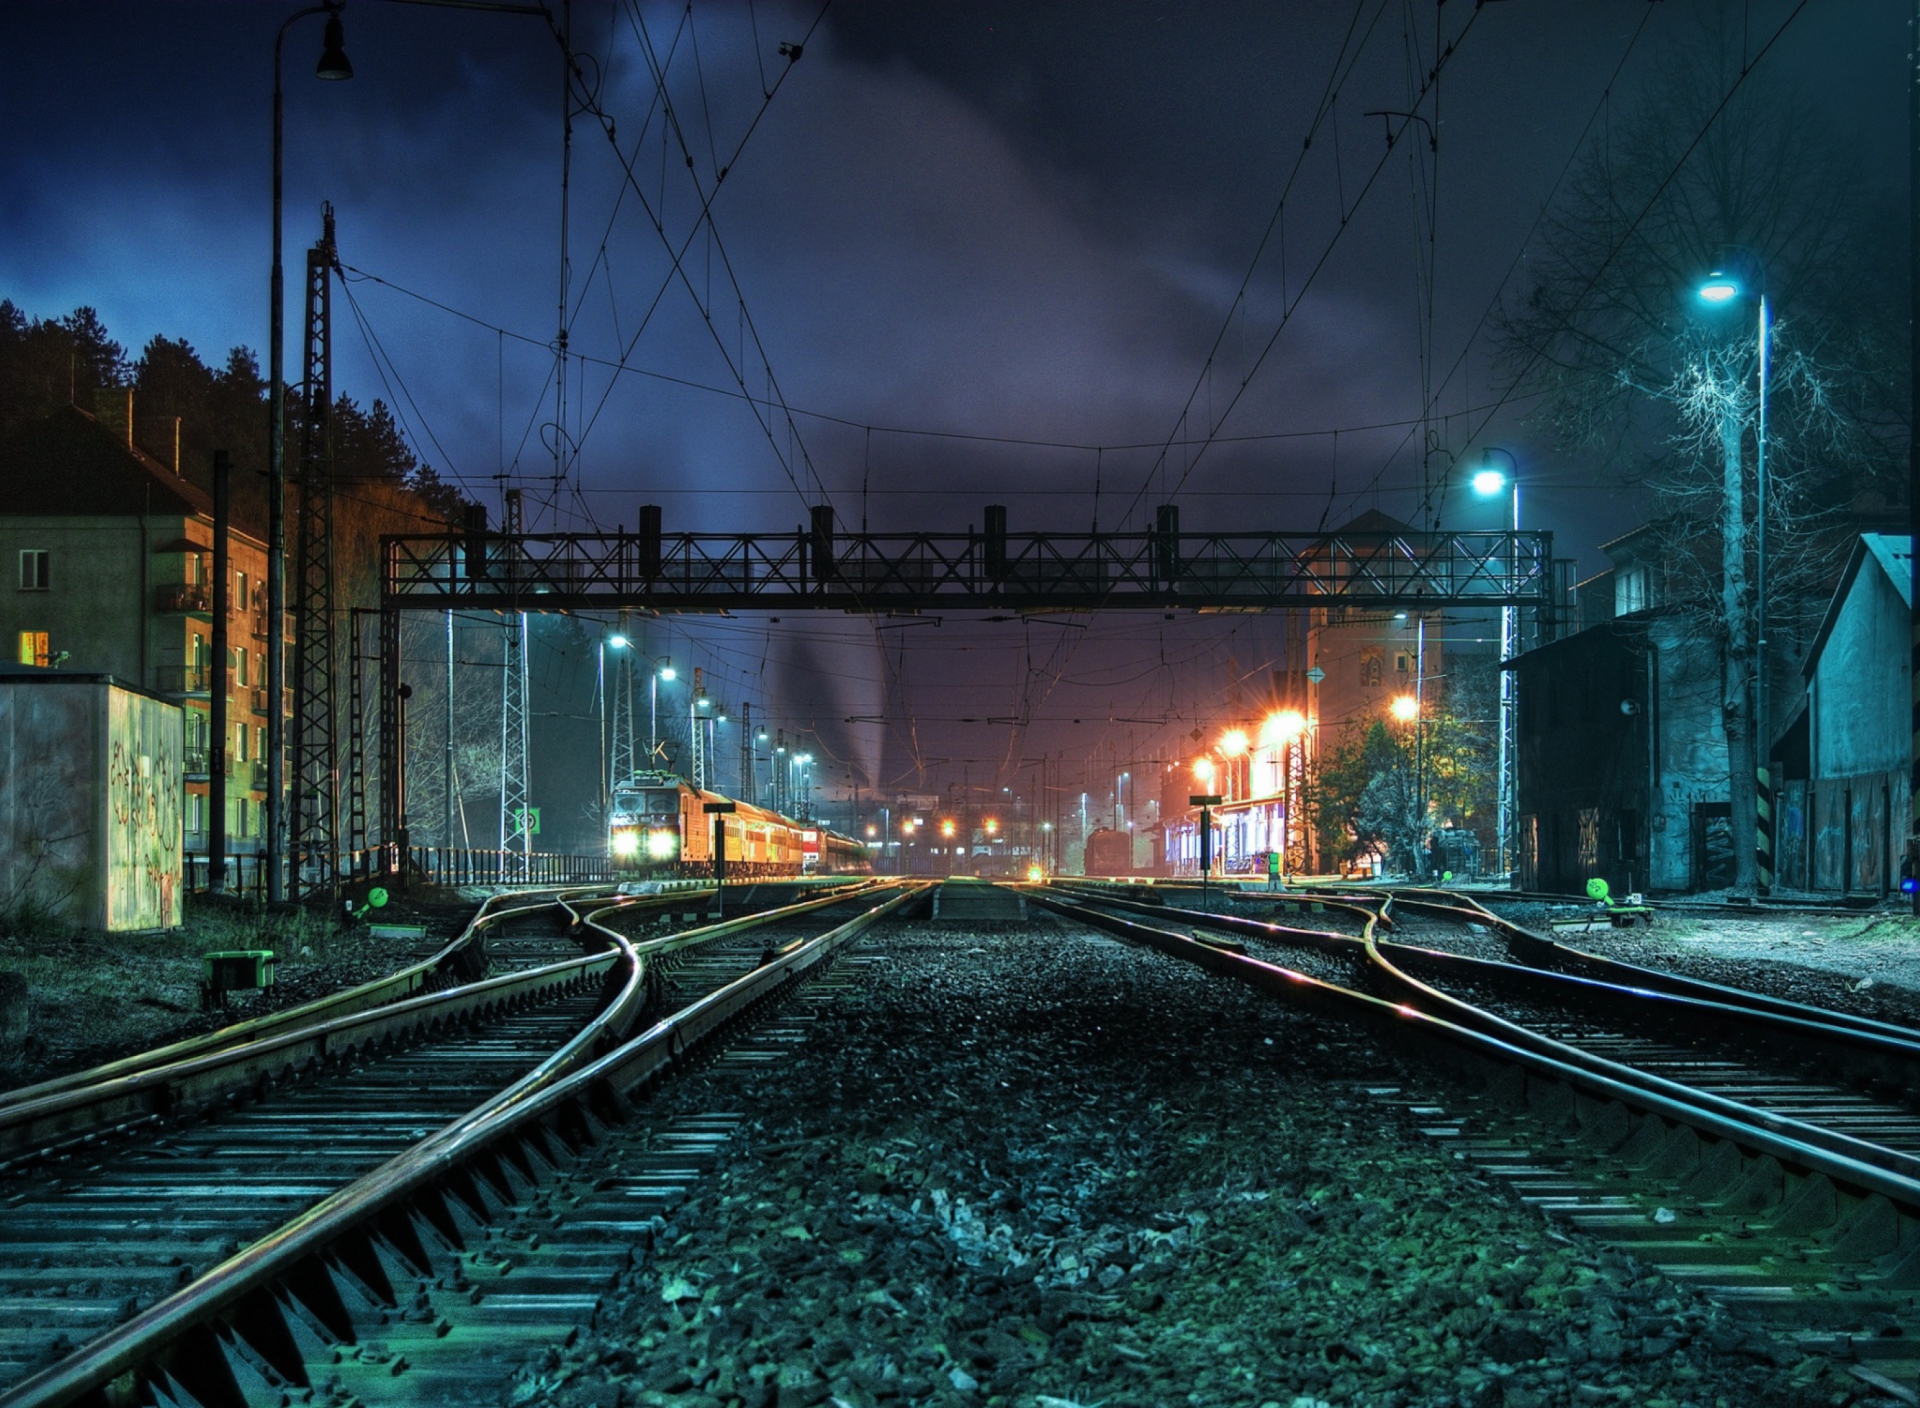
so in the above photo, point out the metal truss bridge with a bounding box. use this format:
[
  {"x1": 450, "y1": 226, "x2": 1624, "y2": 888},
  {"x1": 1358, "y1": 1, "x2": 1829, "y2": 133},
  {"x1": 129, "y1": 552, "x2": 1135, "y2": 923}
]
[
  {"x1": 370, "y1": 506, "x2": 1567, "y2": 868},
  {"x1": 382, "y1": 509, "x2": 1560, "y2": 614}
]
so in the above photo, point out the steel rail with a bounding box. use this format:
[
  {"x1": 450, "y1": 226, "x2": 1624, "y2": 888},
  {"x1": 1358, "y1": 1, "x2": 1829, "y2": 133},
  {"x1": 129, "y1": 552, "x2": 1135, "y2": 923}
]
[
  {"x1": 1384, "y1": 886, "x2": 1920, "y2": 1044},
  {"x1": 0, "y1": 880, "x2": 927, "y2": 1408},
  {"x1": 1360, "y1": 933, "x2": 1920, "y2": 1184},
  {"x1": 0, "y1": 883, "x2": 658, "y2": 1112},
  {"x1": 0, "y1": 879, "x2": 884, "y2": 1170},
  {"x1": 1062, "y1": 881, "x2": 1920, "y2": 1180},
  {"x1": 1028, "y1": 889, "x2": 1920, "y2": 1272}
]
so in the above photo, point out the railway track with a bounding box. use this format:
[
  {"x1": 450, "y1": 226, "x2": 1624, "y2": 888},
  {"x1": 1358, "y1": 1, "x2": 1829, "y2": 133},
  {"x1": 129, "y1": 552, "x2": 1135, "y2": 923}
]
[
  {"x1": 1032, "y1": 881, "x2": 1920, "y2": 1401},
  {"x1": 0, "y1": 878, "x2": 921, "y2": 1406}
]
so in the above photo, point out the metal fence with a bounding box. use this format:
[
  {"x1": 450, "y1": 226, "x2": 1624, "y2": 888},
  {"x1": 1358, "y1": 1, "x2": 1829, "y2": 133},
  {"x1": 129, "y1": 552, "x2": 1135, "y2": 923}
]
[{"x1": 187, "y1": 847, "x2": 621, "y2": 897}]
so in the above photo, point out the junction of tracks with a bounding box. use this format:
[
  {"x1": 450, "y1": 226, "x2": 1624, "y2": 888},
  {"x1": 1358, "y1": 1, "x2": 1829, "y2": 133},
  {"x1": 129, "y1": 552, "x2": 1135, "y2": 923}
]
[{"x1": 4, "y1": 879, "x2": 1920, "y2": 1407}]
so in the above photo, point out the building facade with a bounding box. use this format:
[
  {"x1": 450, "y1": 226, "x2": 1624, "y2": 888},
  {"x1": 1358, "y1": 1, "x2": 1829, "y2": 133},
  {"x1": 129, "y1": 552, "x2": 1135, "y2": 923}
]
[{"x1": 0, "y1": 405, "x2": 277, "y2": 858}]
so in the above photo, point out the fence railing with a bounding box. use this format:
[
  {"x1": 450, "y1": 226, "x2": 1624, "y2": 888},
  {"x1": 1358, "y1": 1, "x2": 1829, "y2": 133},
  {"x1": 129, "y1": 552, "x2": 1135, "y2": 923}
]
[{"x1": 185, "y1": 847, "x2": 626, "y2": 897}]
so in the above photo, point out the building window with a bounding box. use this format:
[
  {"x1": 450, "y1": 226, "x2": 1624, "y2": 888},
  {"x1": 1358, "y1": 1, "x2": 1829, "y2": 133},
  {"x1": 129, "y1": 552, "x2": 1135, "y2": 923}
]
[
  {"x1": 1615, "y1": 566, "x2": 1650, "y2": 616},
  {"x1": 17, "y1": 550, "x2": 49, "y2": 591},
  {"x1": 16, "y1": 631, "x2": 49, "y2": 667},
  {"x1": 234, "y1": 723, "x2": 248, "y2": 762},
  {"x1": 235, "y1": 570, "x2": 249, "y2": 614},
  {"x1": 187, "y1": 792, "x2": 206, "y2": 836},
  {"x1": 255, "y1": 724, "x2": 265, "y2": 761}
]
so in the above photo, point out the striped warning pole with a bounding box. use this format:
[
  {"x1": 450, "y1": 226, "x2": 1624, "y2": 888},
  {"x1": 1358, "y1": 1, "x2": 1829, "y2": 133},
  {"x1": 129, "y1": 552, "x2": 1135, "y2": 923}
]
[{"x1": 1755, "y1": 765, "x2": 1773, "y2": 896}]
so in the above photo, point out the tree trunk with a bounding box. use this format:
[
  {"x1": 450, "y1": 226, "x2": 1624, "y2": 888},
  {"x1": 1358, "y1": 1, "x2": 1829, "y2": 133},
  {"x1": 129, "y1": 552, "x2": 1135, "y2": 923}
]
[{"x1": 1720, "y1": 400, "x2": 1760, "y2": 894}]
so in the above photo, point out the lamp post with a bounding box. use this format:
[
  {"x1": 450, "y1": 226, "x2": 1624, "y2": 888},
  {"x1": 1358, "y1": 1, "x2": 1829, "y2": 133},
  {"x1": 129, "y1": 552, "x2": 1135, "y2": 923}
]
[
  {"x1": 270, "y1": 1, "x2": 352, "y2": 902},
  {"x1": 649, "y1": 658, "x2": 674, "y2": 770},
  {"x1": 598, "y1": 631, "x2": 629, "y2": 799},
  {"x1": 1474, "y1": 448, "x2": 1520, "y2": 881},
  {"x1": 1697, "y1": 262, "x2": 1771, "y2": 894}
]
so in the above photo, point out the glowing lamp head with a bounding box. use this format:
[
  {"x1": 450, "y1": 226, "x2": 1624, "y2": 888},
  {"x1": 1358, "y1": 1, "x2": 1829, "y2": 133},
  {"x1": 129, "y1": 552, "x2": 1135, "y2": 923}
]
[
  {"x1": 657, "y1": 664, "x2": 676, "y2": 681},
  {"x1": 941, "y1": 819, "x2": 957, "y2": 838},
  {"x1": 1193, "y1": 757, "x2": 1216, "y2": 784},
  {"x1": 865, "y1": 825, "x2": 877, "y2": 838},
  {"x1": 1220, "y1": 729, "x2": 1249, "y2": 757},
  {"x1": 1390, "y1": 695, "x2": 1419, "y2": 723},
  {"x1": 611, "y1": 829, "x2": 641, "y2": 857},
  {"x1": 1027, "y1": 865, "x2": 1044, "y2": 882},
  {"x1": 1262, "y1": 709, "x2": 1306, "y2": 745},
  {"x1": 607, "y1": 634, "x2": 630, "y2": 648},
  {"x1": 1471, "y1": 468, "x2": 1508, "y2": 498},
  {"x1": 1697, "y1": 272, "x2": 1741, "y2": 305},
  {"x1": 645, "y1": 829, "x2": 679, "y2": 860},
  {"x1": 984, "y1": 819, "x2": 998, "y2": 835}
]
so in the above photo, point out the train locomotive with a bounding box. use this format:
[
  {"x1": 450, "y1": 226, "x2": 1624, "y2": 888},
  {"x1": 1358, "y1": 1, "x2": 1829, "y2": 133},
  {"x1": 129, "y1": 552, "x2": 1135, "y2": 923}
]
[{"x1": 606, "y1": 770, "x2": 867, "y2": 876}]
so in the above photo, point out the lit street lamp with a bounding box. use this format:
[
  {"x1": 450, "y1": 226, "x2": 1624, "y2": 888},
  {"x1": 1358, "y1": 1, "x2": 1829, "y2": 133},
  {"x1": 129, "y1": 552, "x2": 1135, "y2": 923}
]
[
  {"x1": 1697, "y1": 264, "x2": 1771, "y2": 861},
  {"x1": 1474, "y1": 447, "x2": 1520, "y2": 880},
  {"x1": 650, "y1": 659, "x2": 675, "y2": 768},
  {"x1": 270, "y1": 1, "x2": 352, "y2": 899}
]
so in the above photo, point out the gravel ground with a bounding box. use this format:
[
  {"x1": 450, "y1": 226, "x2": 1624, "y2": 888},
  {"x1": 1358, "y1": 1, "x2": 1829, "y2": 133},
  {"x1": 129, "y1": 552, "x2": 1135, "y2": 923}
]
[
  {"x1": 0, "y1": 889, "x2": 477, "y2": 1091},
  {"x1": 1479, "y1": 902, "x2": 1920, "y2": 1033},
  {"x1": 519, "y1": 914, "x2": 1853, "y2": 1408}
]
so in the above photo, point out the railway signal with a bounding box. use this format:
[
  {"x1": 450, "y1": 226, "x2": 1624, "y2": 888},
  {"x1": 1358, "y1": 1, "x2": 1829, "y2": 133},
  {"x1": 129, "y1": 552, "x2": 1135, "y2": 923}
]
[{"x1": 1191, "y1": 793, "x2": 1223, "y2": 910}]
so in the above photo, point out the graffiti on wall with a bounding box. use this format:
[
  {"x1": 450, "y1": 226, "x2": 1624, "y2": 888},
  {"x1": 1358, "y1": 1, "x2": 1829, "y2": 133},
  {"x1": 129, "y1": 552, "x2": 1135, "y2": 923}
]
[{"x1": 107, "y1": 689, "x2": 183, "y2": 930}]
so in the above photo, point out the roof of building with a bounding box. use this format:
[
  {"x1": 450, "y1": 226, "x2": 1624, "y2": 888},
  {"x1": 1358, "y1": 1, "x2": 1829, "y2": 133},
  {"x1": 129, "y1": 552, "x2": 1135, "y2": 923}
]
[
  {"x1": 1802, "y1": 533, "x2": 1913, "y2": 680},
  {"x1": 0, "y1": 404, "x2": 214, "y2": 518},
  {"x1": 0, "y1": 662, "x2": 177, "y2": 703}
]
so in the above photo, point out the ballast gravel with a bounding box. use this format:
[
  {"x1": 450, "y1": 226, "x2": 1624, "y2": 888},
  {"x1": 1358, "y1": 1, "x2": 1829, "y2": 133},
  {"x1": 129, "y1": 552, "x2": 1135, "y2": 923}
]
[{"x1": 519, "y1": 914, "x2": 1858, "y2": 1408}]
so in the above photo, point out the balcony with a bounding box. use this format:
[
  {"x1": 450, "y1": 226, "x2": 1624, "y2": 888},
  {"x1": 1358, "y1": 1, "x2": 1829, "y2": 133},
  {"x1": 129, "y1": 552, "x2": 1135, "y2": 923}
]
[
  {"x1": 247, "y1": 761, "x2": 269, "y2": 790},
  {"x1": 155, "y1": 585, "x2": 212, "y2": 615},
  {"x1": 249, "y1": 615, "x2": 268, "y2": 642},
  {"x1": 154, "y1": 664, "x2": 212, "y2": 695},
  {"x1": 248, "y1": 686, "x2": 269, "y2": 714},
  {"x1": 184, "y1": 746, "x2": 210, "y2": 780}
]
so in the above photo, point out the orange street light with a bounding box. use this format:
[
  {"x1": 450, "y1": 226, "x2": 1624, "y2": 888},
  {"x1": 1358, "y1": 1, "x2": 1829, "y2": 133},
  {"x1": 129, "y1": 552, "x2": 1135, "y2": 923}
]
[
  {"x1": 1261, "y1": 710, "x2": 1306, "y2": 745},
  {"x1": 1193, "y1": 757, "x2": 1217, "y2": 784},
  {"x1": 1220, "y1": 728, "x2": 1249, "y2": 757},
  {"x1": 1390, "y1": 694, "x2": 1419, "y2": 723}
]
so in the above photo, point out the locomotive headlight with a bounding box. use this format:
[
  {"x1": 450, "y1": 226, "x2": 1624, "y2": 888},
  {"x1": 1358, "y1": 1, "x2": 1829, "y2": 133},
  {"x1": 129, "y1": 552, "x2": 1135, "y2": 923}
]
[
  {"x1": 646, "y1": 829, "x2": 679, "y2": 860},
  {"x1": 611, "y1": 830, "x2": 641, "y2": 858}
]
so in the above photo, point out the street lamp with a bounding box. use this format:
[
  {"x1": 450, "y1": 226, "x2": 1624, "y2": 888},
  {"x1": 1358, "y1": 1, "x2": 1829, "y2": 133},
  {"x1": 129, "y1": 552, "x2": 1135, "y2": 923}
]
[
  {"x1": 270, "y1": 0, "x2": 353, "y2": 900},
  {"x1": 1475, "y1": 447, "x2": 1520, "y2": 879},
  {"x1": 649, "y1": 658, "x2": 674, "y2": 769},
  {"x1": 1390, "y1": 694, "x2": 1420, "y2": 724},
  {"x1": 1696, "y1": 264, "x2": 1771, "y2": 880},
  {"x1": 598, "y1": 631, "x2": 632, "y2": 796}
]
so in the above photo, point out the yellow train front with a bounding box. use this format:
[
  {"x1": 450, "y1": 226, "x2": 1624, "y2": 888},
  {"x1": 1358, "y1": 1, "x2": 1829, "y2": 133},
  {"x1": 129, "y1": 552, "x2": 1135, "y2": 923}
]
[{"x1": 607, "y1": 773, "x2": 868, "y2": 877}]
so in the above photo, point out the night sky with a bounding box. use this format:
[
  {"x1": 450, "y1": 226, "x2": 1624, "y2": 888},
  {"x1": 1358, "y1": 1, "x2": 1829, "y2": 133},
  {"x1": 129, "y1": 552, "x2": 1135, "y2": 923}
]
[{"x1": 0, "y1": 1, "x2": 1907, "y2": 813}]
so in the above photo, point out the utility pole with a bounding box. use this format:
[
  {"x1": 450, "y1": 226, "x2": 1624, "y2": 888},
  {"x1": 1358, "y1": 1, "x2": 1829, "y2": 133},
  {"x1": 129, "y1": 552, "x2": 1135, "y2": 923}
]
[
  {"x1": 210, "y1": 450, "x2": 231, "y2": 896},
  {"x1": 291, "y1": 203, "x2": 339, "y2": 898},
  {"x1": 738, "y1": 702, "x2": 754, "y2": 806},
  {"x1": 1909, "y1": 0, "x2": 1920, "y2": 914},
  {"x1": 499, "y1": 488, "x2": 531, "y2": 878}
]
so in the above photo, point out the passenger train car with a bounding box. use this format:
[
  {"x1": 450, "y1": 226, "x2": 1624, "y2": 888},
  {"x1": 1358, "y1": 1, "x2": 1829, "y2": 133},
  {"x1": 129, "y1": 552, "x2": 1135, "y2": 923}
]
[{"x1": 607, "y1": 771, "x2": 867, "y2": 876}]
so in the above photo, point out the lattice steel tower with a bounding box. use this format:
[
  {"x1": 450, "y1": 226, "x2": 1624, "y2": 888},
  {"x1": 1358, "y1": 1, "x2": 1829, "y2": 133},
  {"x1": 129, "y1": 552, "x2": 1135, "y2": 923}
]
[
  {"x1": 688, "y1": 666, "x2": 709, "y2": 791},
  {"x1": 499, "y1": 489, "x2": 532, "y2": 876},
  {"x1": 291, "y1": 203, "x2": 339, "y2": 897}
]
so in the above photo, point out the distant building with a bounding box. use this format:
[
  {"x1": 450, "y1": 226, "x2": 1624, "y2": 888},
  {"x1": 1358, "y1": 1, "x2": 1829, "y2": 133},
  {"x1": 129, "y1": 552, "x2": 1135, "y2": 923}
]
[
  {"x1": 1772, "y1": 534, "x2": 1912, "y2": 895},
  {"x1": 0, "y1": 405, "x2": 277, "y2": 858},
  {"x1": 1512, "y1": 524, "x2": 1730, "y2": 894}
]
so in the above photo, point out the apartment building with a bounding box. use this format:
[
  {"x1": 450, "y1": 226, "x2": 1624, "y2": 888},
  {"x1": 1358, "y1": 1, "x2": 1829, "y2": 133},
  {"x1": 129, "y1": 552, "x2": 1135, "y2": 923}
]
[{"x1": 0, "y1": 404, "x2": 276, "y2": 854}]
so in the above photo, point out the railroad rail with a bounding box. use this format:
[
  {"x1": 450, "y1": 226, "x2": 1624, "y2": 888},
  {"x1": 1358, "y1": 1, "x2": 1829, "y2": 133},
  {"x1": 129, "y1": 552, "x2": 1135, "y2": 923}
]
[
  {"x1": 1030, "y1": 881, "x2": 1920, "y2": 1397},
  {"x1": 0, "y1": 878, "x2": 919, "y2": 1404}
]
